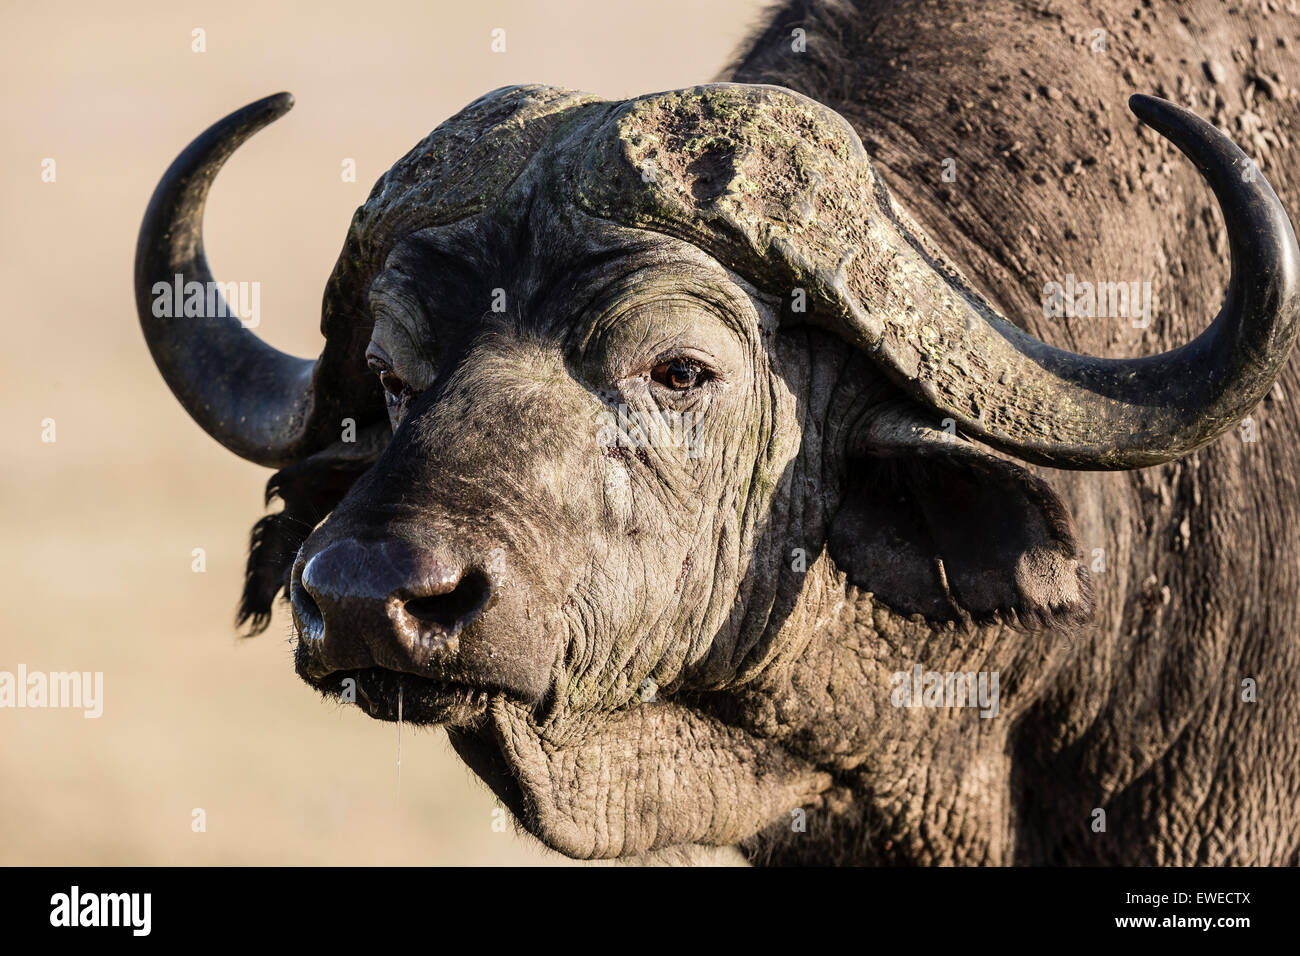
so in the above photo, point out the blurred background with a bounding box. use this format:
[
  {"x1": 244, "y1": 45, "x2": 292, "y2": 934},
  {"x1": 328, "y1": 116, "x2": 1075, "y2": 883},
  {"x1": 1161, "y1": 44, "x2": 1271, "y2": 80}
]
[{"x1": 0, "y1": 0, "x2": 760, "y2": 865}]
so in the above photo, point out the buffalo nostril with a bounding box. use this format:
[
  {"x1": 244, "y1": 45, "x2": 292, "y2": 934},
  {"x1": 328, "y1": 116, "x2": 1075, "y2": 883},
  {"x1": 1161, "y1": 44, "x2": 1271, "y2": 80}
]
[
  {"x1": 398, "y1": 569, "x2": 492, "y2": 641},
  {"x1": 290, "y1": 575, "x2": 325, "y2": 643}
]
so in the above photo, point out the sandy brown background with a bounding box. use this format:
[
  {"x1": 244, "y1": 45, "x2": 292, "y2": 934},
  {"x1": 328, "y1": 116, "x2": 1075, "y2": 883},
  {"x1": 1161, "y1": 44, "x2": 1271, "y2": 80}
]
[{"x1": 0, "y1": 0, "x2": 761, "y2": 865}]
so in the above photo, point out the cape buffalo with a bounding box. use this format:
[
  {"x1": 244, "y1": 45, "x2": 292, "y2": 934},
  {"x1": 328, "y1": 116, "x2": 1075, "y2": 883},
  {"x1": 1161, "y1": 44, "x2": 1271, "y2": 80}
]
[{"x1": 136, "y1": 0, "x2": 1300, "y2": 864}]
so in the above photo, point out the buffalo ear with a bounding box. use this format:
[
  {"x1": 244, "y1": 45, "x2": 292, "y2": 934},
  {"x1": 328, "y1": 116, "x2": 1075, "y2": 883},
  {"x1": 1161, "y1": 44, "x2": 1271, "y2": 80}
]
[{"x1": 828, "y1": 402, "x2": 1093, "y2": 627}]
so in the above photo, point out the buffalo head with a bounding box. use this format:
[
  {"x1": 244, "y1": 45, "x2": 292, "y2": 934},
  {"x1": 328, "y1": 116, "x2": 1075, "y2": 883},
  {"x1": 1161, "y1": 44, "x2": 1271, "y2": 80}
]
[{"x1": 135, "y1": 84, "x2": 1299, "y2": 858}]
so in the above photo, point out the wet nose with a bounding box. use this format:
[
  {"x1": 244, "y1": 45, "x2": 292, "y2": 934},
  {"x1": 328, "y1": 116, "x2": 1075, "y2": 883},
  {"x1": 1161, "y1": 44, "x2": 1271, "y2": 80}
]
[{"x1": 291, "y1": 538, "x2": 493, "y2": 673}]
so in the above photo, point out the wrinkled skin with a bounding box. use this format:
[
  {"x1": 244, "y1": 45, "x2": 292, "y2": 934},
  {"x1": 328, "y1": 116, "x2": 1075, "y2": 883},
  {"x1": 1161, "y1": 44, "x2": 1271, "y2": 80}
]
[{"x1": 147, "y1": 0, "x2": 1300, "y2": 864}]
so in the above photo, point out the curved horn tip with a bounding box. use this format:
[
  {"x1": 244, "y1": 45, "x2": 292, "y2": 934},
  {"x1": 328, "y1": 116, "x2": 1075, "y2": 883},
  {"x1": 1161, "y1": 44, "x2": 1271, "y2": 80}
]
[
  {"x1": 216, "y1": 92, "x2": 295, "y2": 138},
  {"x1": 1125, "y1": 93, "x2": 1244, "y2": 164},
  {"x1": 1127, "y1": 92, "x2": 1162, "y2": 117},
  {"x1": 260, "y1": 91, "x2": 295, "y2": 115},
  {"x1": 236, "y1": 91, "x2": 295, "y2": 129},
  {"x1": 1127, "y1": 93, "x2": 1205, "y2": 137}
]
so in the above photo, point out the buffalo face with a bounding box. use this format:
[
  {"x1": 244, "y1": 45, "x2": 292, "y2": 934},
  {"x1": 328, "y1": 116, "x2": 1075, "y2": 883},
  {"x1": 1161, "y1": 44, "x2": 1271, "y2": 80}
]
[{"x1": 292, "y1": 209, "x2": 782, "y2": 724}]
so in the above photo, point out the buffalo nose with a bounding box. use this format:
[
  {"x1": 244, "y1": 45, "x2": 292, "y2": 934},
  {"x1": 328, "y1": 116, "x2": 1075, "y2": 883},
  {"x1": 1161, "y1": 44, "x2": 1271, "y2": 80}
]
[{"x1": 291, "y1": 538, "x2": 493, "y2": 672}]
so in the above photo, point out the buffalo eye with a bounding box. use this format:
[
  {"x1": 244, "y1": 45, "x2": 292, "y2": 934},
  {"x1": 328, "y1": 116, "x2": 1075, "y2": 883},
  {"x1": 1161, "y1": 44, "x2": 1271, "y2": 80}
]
[
  {"x1": 650, "y1": 358, "x2": 707, "y2": 391},
  {"x1": 379, "y1": 370, "x2": 406, "y2": 402},
  {"x1": 367, "y1": 358, "x2": 408, "y2": 405}
]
